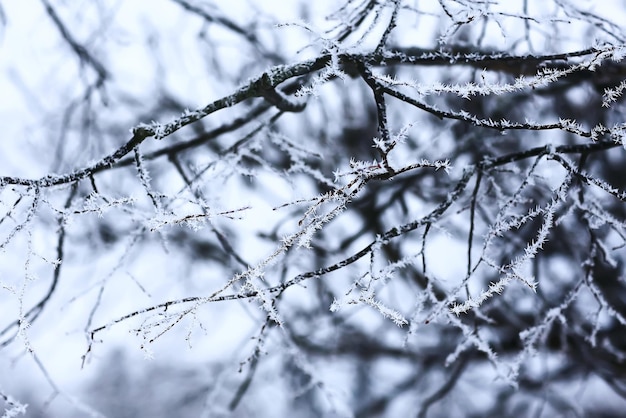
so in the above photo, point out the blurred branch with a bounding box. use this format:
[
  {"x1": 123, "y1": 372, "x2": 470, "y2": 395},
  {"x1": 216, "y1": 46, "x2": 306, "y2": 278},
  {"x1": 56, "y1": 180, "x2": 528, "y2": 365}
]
[{"x1": 40, "y1": 0, "x2": 108, "y2": 85}]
